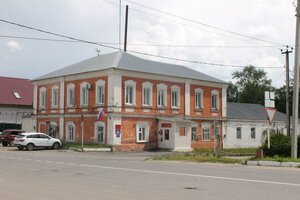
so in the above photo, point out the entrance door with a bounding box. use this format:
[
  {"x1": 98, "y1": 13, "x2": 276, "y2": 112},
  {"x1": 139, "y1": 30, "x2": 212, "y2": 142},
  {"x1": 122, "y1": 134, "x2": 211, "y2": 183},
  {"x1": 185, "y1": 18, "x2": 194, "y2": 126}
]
[{"x1": 158, "y1": 128, "x2": 171, "y2": 149}]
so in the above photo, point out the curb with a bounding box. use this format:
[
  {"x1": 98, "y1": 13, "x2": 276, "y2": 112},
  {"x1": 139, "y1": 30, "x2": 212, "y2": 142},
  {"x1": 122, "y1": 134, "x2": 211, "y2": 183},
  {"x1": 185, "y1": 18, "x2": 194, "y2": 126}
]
[
  {"x1": 246, "y1": 160, "x2": 300, "y2": 168},
  {"x1": 68, "y1": 147, "x2": 112, "y2": 152}
]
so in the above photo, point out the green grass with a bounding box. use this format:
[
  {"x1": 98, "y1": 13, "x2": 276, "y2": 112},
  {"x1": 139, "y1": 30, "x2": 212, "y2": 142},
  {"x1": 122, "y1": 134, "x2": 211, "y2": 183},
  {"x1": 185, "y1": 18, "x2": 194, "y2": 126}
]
[
  {"x1": 153, "y1": 154, "x2": 242, "y2": 164},
  {"x1": 193, "y1": 148, "x2": 257, "y2": 155},
  {"x1": 251, "y1": 155, "x2": 300, "y2": 163},
  {"x1": 63, "y1": 142, "x2": 110, "y2": 149}
]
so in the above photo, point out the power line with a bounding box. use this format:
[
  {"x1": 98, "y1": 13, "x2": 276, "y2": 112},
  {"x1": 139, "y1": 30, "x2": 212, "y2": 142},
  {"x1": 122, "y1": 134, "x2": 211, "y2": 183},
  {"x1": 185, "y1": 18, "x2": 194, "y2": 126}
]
[
  {"x1": 0, "y1": 35, "x2": 289, "y2": 48},
  {"x1": 123, "y1": 0, "x2": 286, "y2": 46},
  {"x1": 0, "y1": 18, "x2": 284, "y2": 69}
]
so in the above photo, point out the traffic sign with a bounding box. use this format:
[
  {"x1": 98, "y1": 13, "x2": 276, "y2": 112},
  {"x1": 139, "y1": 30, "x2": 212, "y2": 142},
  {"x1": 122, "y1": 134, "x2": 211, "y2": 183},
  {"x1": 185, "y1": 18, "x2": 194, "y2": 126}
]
[{"x1": 265, "y1": 108, "x2": 276, "y2": 125}]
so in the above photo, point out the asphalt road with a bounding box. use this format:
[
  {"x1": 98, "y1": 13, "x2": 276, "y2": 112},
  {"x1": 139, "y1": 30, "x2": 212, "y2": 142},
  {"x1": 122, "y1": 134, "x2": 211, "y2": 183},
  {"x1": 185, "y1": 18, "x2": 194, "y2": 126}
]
[{"x1": 0, "y1": 146, "x2": 299, "y2": 200}]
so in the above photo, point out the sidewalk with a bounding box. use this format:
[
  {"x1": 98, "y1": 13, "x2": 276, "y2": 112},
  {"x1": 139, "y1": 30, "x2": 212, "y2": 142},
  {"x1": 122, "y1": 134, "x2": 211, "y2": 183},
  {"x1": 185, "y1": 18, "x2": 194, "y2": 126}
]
[{"x1": 246, "y1": 160, "x2": 300, "y2": 168}]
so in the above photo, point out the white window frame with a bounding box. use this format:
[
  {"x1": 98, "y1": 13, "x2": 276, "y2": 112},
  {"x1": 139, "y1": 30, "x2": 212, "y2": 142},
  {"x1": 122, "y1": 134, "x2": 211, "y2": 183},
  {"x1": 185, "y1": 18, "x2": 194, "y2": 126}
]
[
  {"x1": 202, "y1": 128, "x2": 210, "y2": 141},
  {"x1": 66, "y1": 122, "x2": 75, "y2": 142},
  {"x1": 171, "y1": 85, "x2": 180, "y2": 108},
  {"x1": 251, "y1": 127, "x2": 256, "y2": 139},
  {"x1": 195, "y1": 88, "x2": 203, "y2": 109},
  {"x1": 94, "y1": 121, "x2": 105, "y2": 143},
  {"x1": 67, "y1": 83, "x2": 75, "y2": 107},
  {"x1": 142, "y1": 82, "x2": 153, "y2": 107},
  {"x1": 125, "y1": 80, "x2": 136, "y2": 106},
  {"x1": 95, "y1": 80, "x2": 105, "y2": 105},
  {"x1": 157, "y1": 83, "x2": 167, "y2": 107},
  {"x1": 136, "y1": 122, "x2": 149, "y2": 143},
  {"x1": 211, "y1": 90, "x2": 219, "y2": 110},
  {"x1": 236, "y1": 127, "x2": 242, "y2": 139},
  {"x1": 191, "y1": 126, "x2": 198, "y2": 141},
  {"x1": 80, "y1": 82, "x2": 89, "y2": 107},
  {"x1": 51, "y1": 85, "x2": 59, "y2": 108},
  {"x1": 39, "y1": 87, "x2": 46, "y2": 109}
]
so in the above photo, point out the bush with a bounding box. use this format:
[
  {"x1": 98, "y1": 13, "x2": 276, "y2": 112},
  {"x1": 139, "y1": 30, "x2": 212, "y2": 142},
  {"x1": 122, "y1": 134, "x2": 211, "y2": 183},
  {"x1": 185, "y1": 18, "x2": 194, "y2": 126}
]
[{"x1": 261, "y1": 133, "x2": 291, "y2": 157}]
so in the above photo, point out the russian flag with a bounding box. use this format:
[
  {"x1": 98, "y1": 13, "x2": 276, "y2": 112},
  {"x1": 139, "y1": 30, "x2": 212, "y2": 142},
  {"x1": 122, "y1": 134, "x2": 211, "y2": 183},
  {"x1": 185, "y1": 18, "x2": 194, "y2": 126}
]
[{"x1": 97, "y1": 108, "x2": 106, "y2": 121}]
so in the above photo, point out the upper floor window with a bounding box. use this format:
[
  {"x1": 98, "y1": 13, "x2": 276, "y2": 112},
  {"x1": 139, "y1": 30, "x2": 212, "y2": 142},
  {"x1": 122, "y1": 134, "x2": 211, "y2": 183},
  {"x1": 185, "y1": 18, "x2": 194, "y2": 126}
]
[
  {"x1": 51, "y1": 86, "x2": 59, "y2": 108},
  {"x1": 211, "y1": 90, "x2": 219, "y2": 110},
  {"x1": 195, "y1": 88, "x2": 203, "y2": 109},
  {"x1": 67, "y1": 84, "x2": 75, "y2": 107},
  {"x1": 125, "y1": 80, "x2": 136, "y2": 105},
  {"x1": 171, "y1": 85, "x2": 180, "y2": 108},
  {"x1": 136, "y1": 122, "x2": 149, "y2": 143},
  {"x1": 39, "y1": 87, "x2": 46, "y2": 109},
  {"x1": 157, "y1": 83, "x2": 167, "y2": 107},
  {"x1": 80, "y1": 82, "x2": 90, "y2": 107},
  {"x1": 142, "y1": 82, "x2": 153, "y2": 107},
  {"x1": 96, "y1": 80, "x2": 105, "y2": 105}
]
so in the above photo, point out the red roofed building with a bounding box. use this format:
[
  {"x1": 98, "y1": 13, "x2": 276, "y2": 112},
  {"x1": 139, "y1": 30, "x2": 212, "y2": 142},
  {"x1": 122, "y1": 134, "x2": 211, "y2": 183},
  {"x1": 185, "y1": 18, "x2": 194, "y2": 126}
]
[{"x1": 0, "y1": 77, "x2": 33, "y2": 132}]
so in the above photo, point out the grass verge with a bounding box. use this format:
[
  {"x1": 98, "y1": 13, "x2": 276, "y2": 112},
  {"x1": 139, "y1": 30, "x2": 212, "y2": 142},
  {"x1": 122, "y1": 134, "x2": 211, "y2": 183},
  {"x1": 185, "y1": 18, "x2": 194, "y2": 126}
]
[
  {"x1": 153, "y1": 154, "x2": 242, "y2": 164},
  {"x1": 250, "y1": 155, "x2": 300, "y2": 163},
  {"x1": 63, "y1": 142, "x2": 110, "y2": 149}
]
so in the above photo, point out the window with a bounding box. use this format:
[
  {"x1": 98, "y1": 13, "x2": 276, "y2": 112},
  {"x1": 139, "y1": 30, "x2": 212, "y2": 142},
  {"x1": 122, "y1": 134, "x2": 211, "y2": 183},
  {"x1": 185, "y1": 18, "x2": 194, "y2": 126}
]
[
  {"x1": 157, "y1": 83, "x2": 167, "y2": 107},
  {"x1": 67, "y1": 84, "x2": 75, "y2": 107},
  {"x1": 164, "y1": 129, "x2": 169, "y2": 140},
  {"x1": 211, "y1": 90, "x2": 219, "y2": 110},
  {"x1": 125, "y1": 80, "x2": 136, "y2": 105},
  {"x1": 66, "y1": 123, "x2": 75, "y2": 142},
  {"x1": 192, "y1": 127, "x2": 198, "y2": 141},
  {"x1": 179, "y1": 127, "x2": 186, "y2": 136},
  {"x1": 202, "y1": 128, "x2": 210, "y2": 141},
  {"x1": 95, "y1": 122, "x2": 105, "y2": 143},
  {"x1": 236, "y1": 127, "x2": 242, "y2": 139},
  {"x1": 251, "y1": 127, "x2": 256, "y2": 139},
  {"x1": 80, "y1": 82, "x2": 89, "y2": 106},
  {"x1": 96, "y1": 80, "x2": 105, "y2": 105},
  {"x1": 142, "y1": 82, "x2": 152, "y2": 106},
  {"x1": 136, "y1": 122, "x2": 149, "y2": 143},
  {"x1": 39, "y1": 87, "x2": 46, "y2": 109},
  {"x1": 51, "y1": 86, "x2": 59, "y2": 108},
  {"x1": 195, "y1": 88, "x2": 203, "y2": 109},
  {"x1": 13, "y1": 92, "x2": 21, "y2": 99},
  {"x1": 171, "y1": 85, "x2": 180, "y2": 108}
]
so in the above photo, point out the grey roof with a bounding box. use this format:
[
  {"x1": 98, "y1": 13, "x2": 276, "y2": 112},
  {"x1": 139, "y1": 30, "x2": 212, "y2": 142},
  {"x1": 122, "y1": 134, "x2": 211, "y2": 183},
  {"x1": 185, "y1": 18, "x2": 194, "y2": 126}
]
[
  {"x1": 227, "y1": 102, "x2": 286, "y2": 122},
  {"x1": 33, "y1": 51, "x2": 226, "y2": 84}
]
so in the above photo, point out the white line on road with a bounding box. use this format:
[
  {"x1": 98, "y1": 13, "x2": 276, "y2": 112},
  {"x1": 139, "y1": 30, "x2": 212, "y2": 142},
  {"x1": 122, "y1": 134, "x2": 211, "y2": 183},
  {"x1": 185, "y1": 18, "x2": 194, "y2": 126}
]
[{"x1": 1, "y1": 155, "x2": 300, "y2": 187}]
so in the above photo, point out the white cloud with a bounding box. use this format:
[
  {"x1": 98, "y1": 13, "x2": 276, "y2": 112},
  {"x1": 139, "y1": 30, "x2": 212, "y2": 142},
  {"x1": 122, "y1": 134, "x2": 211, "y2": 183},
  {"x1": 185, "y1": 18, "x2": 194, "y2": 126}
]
[{"x1": 6, "y1": 40, "x2": 22, "y2": 52}]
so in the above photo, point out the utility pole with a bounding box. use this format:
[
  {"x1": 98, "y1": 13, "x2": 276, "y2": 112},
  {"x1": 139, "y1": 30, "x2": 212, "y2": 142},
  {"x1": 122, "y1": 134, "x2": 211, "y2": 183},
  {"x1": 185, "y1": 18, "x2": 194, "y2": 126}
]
[
  {"x1": 124, "y1": 5, "x2": 129, "y2": 52},
  {"x1": 119, "y1": 0, "x2": 122, "y2": 50},
  {"x1": 281, "y1": 46, "x2": 293, "y2": 136},
  {"x1": 291, "y1": 0, "x2": 300, "y2": 158}
]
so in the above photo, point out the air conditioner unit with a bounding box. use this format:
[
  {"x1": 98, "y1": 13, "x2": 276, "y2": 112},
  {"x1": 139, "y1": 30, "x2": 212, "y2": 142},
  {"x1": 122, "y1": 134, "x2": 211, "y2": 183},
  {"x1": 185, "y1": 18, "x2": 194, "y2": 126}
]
[{"x1": 86, "y1": 83, "x2": 92, "y2": 90}]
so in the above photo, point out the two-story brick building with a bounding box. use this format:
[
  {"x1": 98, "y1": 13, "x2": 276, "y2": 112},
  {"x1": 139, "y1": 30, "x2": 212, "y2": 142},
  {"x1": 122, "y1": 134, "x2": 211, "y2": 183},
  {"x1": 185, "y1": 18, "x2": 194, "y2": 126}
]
[{"x1": 32, "y1": 51, "x2": 228, "y2": 151}]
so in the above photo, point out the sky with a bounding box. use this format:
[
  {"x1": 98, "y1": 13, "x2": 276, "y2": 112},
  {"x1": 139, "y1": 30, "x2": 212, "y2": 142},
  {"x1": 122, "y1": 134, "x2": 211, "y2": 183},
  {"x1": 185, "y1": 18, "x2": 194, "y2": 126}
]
[{"x1": 0, "y1": 0, "x2": 297, "y2": 88}]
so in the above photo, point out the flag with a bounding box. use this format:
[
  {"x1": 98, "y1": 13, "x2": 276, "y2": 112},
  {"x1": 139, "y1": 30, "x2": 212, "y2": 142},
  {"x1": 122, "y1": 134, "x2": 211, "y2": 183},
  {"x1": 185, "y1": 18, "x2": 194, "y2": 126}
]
[{"x1": 97, "y1": 108, "x2": 106, "y2": 121}]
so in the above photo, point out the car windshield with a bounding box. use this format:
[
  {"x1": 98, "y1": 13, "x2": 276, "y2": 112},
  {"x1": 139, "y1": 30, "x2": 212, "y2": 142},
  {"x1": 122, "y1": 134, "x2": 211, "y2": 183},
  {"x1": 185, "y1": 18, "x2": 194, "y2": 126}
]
[
  {"x1": 1, "y1": 131, "x2": 9, "y2": 136},
  {"x1": 16, "y1": 135, "x2": 26, "y2": 138}
]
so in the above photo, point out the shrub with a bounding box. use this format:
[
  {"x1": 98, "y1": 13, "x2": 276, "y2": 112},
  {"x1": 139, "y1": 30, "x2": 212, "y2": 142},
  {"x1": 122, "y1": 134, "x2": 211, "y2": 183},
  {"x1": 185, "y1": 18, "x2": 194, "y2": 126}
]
[{"x1": 261, "y1": 133, "x2": 291, "y2": 157}]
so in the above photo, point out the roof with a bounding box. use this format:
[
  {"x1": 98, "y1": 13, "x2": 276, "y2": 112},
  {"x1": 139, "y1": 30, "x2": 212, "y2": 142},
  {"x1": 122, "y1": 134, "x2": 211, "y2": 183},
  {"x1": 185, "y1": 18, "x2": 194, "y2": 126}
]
[
  {"x1": 227, "y1": 102, "x2": 286, "y2": 122},
  {"x1": 0, "y1": 77, "x2": 33, "y2": 106},
  {"x1": 33, "y1": 51, "x2": 226, "y2": 84}
]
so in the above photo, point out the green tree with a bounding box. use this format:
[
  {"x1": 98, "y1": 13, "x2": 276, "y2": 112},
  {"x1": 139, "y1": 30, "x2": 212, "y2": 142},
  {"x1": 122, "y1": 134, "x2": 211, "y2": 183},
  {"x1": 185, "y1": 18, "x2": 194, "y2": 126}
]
[
  {"x1": 227, "y1": 82, "x2": 238, "y2": 102},
  {"x1": 232, "y1": 65, "x2": 273, "y2": 105}
]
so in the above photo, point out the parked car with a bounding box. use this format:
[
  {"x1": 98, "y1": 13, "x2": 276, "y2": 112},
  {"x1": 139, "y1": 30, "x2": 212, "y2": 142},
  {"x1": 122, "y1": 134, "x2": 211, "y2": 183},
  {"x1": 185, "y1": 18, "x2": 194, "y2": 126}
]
[
  {"x1": 0, "y1": 129, "x2": 25, "y2": 146},
  {"x1": 13, "y1": 132, "x2": 62, "y2": 151}
]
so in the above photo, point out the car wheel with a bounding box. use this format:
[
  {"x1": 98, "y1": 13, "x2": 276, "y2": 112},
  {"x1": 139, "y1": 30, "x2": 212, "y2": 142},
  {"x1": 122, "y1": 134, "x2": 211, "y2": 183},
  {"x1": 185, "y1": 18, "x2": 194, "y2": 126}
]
[
  {"x1": 52, "y1": 142, "x2": 60, "y2": 150},
  {"x1": 2, "y1": 141, "x2": 8, "y2": 146},
  {"x1": 26, "y1": 143, "x2": 34, "y2": 151},
  {"x1": 17, "y1": 146, "x2": 24, "y2": 150}
]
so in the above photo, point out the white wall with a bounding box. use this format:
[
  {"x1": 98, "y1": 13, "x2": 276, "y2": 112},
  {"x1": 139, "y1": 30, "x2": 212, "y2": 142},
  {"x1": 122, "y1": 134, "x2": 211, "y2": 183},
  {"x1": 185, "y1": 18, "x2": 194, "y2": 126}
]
[
  {"x1": 0, "y1": 107, "x2": 32, "y2": 125},
  {"x1": 223, "y1": 120, "x2": 287, "y2": 149}
]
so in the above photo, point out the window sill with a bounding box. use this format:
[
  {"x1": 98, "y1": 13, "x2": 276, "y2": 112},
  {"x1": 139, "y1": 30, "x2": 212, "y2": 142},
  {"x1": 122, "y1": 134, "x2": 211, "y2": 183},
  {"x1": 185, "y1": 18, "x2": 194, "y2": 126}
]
[
  {"x1": 80, "y1": 105, "x2": 88, "y2": 108},
  {"x1": 142, "y1": 105, "x2": 152, "y2": 108},
  {"x1": 171, "y1": 107, "x2": 180, "y2": 110},
  {"x1": 195, "y1": 108, "x2": 203, "y2": 112},
  {"x1": 136, "y1": 141, "x2": 148, "y2": 143},
  {"x1": 125, "y1": 104, "x2": 136, "y2": 108},
  {"x1": 67, "y1": 105, "x2": 75, "y2": 108},
  {"x1": 157, "y1": 106, "x2": 167, "y2": 110},
  {"x1": 211, "y1": 109, "x2": 219, "y2": 113}
]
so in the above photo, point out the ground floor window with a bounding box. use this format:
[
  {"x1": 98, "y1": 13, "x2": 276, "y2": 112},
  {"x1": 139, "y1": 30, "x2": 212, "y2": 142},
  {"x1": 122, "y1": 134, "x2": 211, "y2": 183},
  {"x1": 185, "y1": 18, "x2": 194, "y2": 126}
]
[
  {"x1": 251, "y1": 127, "x2": 256, "y2": 139},
  {"x1": 202, "y1": 128, "x2": 210, "y2": 141},
  {"x1": 164, "y1": 129, "x2": 169, "y2": 140},
  {"x1": 236, "y1": 127, "x2": 242, "y2": 139},
  {"x1": 192, "y1": 127, "x2": 198, "y2": 141},
  {"x1": 136, "y1": 122, "x2": 149, "y2": 143},
  {"x1": 66, "y1": 123, "x2": 75, "y2": 142},
  {"x1": 95, "y1": 122, "x2": 105, "y2": 143}
]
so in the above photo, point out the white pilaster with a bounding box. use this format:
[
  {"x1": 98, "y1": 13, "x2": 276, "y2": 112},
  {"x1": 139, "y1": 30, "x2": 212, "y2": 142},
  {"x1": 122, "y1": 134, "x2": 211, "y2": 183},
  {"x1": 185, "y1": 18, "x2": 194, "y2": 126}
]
[
  {"x1": 185, "y1": 80, "x2": 190, "y2": 116},
  {"x1": 108, "y1": 73, "x2": 122, "y2": 112},
  {"x1": 33, "y1": 82, "x2": 38, "y2": 115},
  {"x1": 60, "y1": 79, "x2": 65, "y2": 114},
  {"x1": 222, "y1": 86, "x2": 227, "y2": 117}
]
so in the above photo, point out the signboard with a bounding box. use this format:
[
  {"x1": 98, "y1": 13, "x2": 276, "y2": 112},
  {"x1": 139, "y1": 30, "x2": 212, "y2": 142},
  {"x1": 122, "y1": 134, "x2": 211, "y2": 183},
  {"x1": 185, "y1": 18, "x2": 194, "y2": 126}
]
[
  {"x1": 115, "y1": 124, "x2": 121, "y2": 138},
  {"x1": 265, "y1": 91, "x2": 275, "y2": 108},
  {"x1": 161, "y1": 123, "x2": 172, "y2": 128},
  {"x1": 265, "y1": 108, "x2": 276, "y2": 125}
]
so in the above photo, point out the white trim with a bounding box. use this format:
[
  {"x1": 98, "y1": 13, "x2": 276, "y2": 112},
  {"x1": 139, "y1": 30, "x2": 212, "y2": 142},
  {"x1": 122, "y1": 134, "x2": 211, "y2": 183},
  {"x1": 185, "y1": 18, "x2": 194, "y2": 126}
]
[
  {"x1": 195, "y1": 88, "x2": 204, "y2": 109},
  {"x1": 157, "y1": 83, "x2": 167, "y2": 107},
  {"x1": 124, "y1": 80, "x2": 136, "y2": 106},
  {"x1": 142, "y1": 81, "x2": 153, "y2": 107},
  {"x1": 171, "y1": 85, "x2": 180, "y2": 108},
  {"x1": 94, "y1": 121, "x2": 105, "y2": 143},
  {"x1": 51, "y1": 85, "x2": 59, "y2": 108},
  {"x1": 67, "y1": 83, "x2": 75, "y2": 107},
  {"x1": 80, "y1": 82, "x2": 89, "y2": 107},
  {"x1": 95, "y1": 80, "x2": 106, "y2": 105},
  {"x1": 211, "y1": 89, "x2": 219, "y2": 110},
  {"x1": 65, "y1": 121, "x2": 75, "y2": 142},
  {"x1": 39, "y1": 87, "x2": 46, "y2": 109},
  {"x1": 136, "y1": 122, "x2": 149, "y2": 143},
  {"x1": 184, "y1": 81, "x2": 190, "y2": 115}
]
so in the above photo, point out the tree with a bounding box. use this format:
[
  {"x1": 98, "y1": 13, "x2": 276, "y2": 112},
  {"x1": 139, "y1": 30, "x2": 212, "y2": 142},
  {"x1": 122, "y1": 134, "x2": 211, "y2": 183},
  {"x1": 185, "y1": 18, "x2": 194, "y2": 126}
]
[
  {"x1": 227, "y1": 82, "x2": 238, "y2": 102},
  {"x1": 232, "y1": 65, "x2": 273, "y2": 105}
]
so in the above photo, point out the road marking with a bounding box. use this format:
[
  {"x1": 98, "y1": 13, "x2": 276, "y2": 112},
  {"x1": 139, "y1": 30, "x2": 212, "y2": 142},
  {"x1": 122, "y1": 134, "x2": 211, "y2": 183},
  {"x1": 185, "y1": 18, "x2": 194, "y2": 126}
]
[{"x1": 1, "y1": 155, "x2": 300, "y2": 187}]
